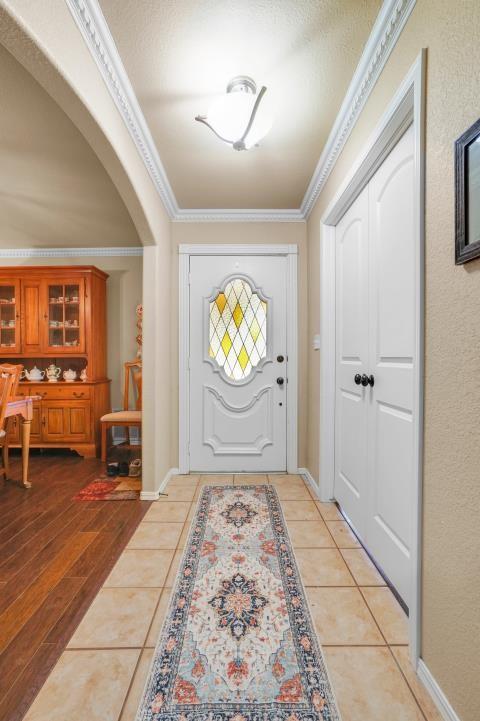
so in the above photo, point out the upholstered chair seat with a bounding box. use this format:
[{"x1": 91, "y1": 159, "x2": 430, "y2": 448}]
[{"x1": 100, "y1": 410, "x2": 142, "y2": 423}]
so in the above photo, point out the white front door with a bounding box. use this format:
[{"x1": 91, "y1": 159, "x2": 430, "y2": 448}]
[
  {"x1": 189, "y1": 254, "x2": 288, "y2": 472},
  {"x1": 334, "y1": 125, "x2": 415, "y2": 605}
]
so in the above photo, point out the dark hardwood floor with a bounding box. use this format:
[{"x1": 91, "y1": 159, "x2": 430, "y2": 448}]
[{"x1": 0, "y1": 450, "x2": 150, "y2": 721}]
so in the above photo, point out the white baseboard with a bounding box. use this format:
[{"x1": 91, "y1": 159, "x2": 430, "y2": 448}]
[
  {"x1": 298, "y1": 467, "x2": 320, "y2": 499},
  {"x1": 140, "y1": 467, "x2": 179, "y2": 501},
  {"x1": 417, "y1": 659, "x2": 461, "y2": 721}
]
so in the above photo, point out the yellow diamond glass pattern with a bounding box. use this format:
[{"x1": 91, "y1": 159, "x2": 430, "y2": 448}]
[
  {"x1": 216, "y1": 293, "x2": 227, "y2": 314},
  {"x1": 209, "y1": 278, "x2": 267, "y2": 380}
]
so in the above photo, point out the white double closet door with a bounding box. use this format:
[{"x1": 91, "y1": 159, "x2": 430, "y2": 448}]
[{"x1": 334, "y1": 125, "x2": 415, "y2": 606}]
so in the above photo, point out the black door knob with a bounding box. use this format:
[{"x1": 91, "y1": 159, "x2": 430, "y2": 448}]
[
  {"x1": 277, "y1": 355, "x2": 285, "y2": 363},
  {"x1": 360, "y1": 373, "x2": 375, "y2": 387},
  {"x1": 276, "y1": 377, "x2": 284, "y2": 386},
  {"x1": 354, "y1": 374, "x2": 362, "y2": 385}
]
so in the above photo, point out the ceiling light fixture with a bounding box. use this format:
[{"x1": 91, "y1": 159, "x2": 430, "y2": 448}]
[{"x1": 195, "y1": 76, "x2": 272, "y2": 151}]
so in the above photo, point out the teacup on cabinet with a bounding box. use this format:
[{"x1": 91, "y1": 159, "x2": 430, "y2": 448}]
[{"x1": 63, "y1": 368, "x2": 77, "y2": 382}]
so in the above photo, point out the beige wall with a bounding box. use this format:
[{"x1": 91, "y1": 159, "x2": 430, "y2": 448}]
[
  {"x1": 1, "y1": 0, "x2": 170, "y2": 248},
  {"x1": 170, "y1": 222, "x2": 307, "y2": 468},
  {"x1": 306, "y1": 2, "x2": 480, "y2": 719},
  {"x1": 0, "y1": 44, "x2": 141, "y2": 248},
  {"x1": 0, "y1": 255, "x2": 142, "y2": 409}
]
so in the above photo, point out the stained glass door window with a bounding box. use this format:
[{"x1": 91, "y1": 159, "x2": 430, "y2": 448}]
[{"x1": 209, "y1": 278, "x2": 267, "y2": 381}]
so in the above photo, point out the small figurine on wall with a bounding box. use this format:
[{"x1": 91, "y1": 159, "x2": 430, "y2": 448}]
[{"x1": 136, "y1": 304, "x2": 143, "y2": 359}]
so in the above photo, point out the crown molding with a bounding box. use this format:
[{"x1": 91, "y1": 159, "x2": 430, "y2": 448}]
[
  {"x1": 66, "y1": 0, "x2": 415, "y2": 223},
  {"x1": 178, "y1": 244, "x2": 298, "y2": 255},
  {"x1": 173, "y1": 209, "x2": 305, "y2": 223},
  {"x1": 301, "y1": 0, "x2": 417, "y2": 217},
  {"x1": 0, "y1": 247, "x2": 143, "y2": 258},
  {"x1": 66, "y1": 0, "x2": 178, "y2": 219}
]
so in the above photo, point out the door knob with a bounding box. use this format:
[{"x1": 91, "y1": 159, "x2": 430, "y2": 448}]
[
  {"x1": 277, "y1": 355, "x2": 285, "y2": 363},
  {"x1": 354, "y1": 374, "x2": 362, "y2": 385},
  {"x1": 276, "y1": 377, "x2": 284, "y2": 386},
  {"x1": 360, "y1": 373, "x2": 375, "y2": 387}
]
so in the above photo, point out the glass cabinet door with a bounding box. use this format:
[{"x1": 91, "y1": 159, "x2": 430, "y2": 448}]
[
  {"x1": 0, "y1": 280, "x2": 21, "y2": 353},
  {"x1": 44, "y1": 279, "x2": 85, "y2": 353}
]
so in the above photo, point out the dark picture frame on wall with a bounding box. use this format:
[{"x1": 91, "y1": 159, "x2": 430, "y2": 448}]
[{"x1": 455, "y1": 117, "x2": 480, "y2": 264}]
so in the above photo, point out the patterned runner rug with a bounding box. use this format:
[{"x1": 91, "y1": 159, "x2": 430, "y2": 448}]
[{"x1": 137, "y1": 485, "x2": 340, "y2": 721}]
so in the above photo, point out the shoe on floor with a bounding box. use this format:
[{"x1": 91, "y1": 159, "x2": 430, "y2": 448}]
[
  {"x1": 118, "y1": 461, "x2": 129, "y2": 477},
  {"x1": 129, "y1": 459, "x2": 142, "y2": 477}
]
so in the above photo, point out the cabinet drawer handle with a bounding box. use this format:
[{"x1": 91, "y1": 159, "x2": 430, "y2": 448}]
[{"x1": 73, "y1": 392, "x2": 84, "y2": 398}]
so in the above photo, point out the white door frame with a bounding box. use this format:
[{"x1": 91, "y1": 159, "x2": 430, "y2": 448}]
[
  {"x1": 318, "y1": 51, "x2": 426, "y2": 665},
  {"x1": 179, "y1": 244, "x2": 298, "y2": 475}
]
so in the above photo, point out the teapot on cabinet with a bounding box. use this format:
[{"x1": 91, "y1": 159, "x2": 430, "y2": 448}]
[
  {"x1": 63, "y1": 368, "x2": 77, "y2": 383},
  {"x1": 45, "y1": 364, "x2": 62, "y2": 382},
  {"x1": 21, "y1": 366, "x2": 45, "y2": 382}
]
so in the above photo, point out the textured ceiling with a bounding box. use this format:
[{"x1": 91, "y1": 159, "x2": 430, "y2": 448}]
[{"x1": 99, "y1": 0, "x2": 382, "y2": 209}]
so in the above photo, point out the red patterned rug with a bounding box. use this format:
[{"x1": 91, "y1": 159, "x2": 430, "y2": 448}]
[{"x1": 73, "y1": 476, "x2": 141, "y2": 501}]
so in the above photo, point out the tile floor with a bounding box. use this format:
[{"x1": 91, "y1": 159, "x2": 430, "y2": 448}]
[{"x1": 23, "y1": 474, "x2": 442, "y2": 721}]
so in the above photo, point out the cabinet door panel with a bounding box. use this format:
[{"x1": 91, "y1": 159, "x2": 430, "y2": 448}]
[
  {"x1": 5, "y1": 404, "x2": 41, "y2": 444},
  {"x1": 31, "y1": 406, "x2": 42, "y2": 441},
  {"x1": 41, "y1": 401, "x2": 91, "y2": 442},
  {"x1": 42, "y1": 278, "x2": 85, "y2": 353},
  {"x1": 42, "y1": 404, "x2": 67, "y2": 440},
  {"x1": 0, "y1": 279, "x2": 21, "y2": 354},
  {"x1": 6, "y1": 415, "x2": 20, "y2": 444},
  {"x1": 21, "y1": 280, "x2": 43, "y2": 354},
  {"x1": 68, "y1": 404, "x2": 90, "y2": 439}
]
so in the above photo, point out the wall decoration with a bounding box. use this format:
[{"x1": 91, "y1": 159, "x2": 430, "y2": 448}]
[
  {"x1": 136, "y1": 303, "x2": 143, "y2": 358},
  {"x1": 455, "y1": 117, "x2": 480, "y2": 263}
]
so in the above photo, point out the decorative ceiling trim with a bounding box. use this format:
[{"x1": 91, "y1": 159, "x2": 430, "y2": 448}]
[
  {"x1": 301, "y1": 0, "x2": 417, "y2": 218},
  {"x1": 66, "y1": 0, "x2": 178, "y2": 219},
  {"x1": 173, "y1": 209, "x2": 305, "y2": 223},
  {"x1": 179, "y1": 244, "x2": 298, "y2": 255},
  {"x1": 0, "y1": 247, "x2": 143, "y2": 258},
  {"x1": 66, "y1": 0, "x2": 415, "y2": 222}
]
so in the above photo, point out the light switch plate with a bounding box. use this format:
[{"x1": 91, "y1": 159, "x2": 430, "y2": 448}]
[{"x1": 313, "y1": 334, "x2": 321, "y2": 350}]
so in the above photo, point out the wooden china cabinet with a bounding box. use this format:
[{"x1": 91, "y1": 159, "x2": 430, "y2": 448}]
[{"x1": 0, "y1": 266, "x2": 111, "y2": 457}]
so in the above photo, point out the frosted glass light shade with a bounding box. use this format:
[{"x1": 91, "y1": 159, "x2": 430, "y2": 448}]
[{"x1": 207, "y1": 91, "x2": 273, "y2": 149}]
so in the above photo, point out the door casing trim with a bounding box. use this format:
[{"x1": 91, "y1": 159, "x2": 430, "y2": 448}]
[
  {"x1": 318, "y1": 52, "x2": 426, "y2": 667},
  {"x1": 179, "y1": 244, "x2": 298, "y2": 475}
]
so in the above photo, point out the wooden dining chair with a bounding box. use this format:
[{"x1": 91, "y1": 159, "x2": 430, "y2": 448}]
[
  {"x1": 100, "y1": 360, "x2": 142, "y2": 462},
  {"x1": 0, "y1": 364, "x2": 22, "y2": 481}
]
